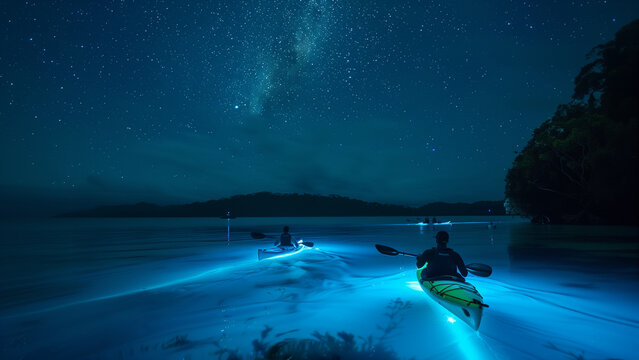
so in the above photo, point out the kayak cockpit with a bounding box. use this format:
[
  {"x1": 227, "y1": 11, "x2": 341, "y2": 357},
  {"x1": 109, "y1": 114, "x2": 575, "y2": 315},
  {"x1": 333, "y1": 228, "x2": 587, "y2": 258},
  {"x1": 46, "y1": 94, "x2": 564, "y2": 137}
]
[
  {"x1": 416, "y1": 266, "x2": 487, "y2": 330},
  {"x1": 257, "y1": 244, "x2": 305, "y2": 261}
]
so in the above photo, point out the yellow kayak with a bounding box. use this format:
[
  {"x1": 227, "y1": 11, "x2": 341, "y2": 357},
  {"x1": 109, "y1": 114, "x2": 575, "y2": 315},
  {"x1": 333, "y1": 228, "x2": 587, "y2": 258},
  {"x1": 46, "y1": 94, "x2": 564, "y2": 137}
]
[{"x1": 416, "y1": 266, "x2": 488, "y2": 330}]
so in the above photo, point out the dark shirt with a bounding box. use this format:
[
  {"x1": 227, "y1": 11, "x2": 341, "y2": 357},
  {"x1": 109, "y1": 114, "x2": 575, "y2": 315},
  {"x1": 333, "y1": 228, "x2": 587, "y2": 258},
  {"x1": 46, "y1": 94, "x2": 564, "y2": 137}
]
[
  {"x1": 279, "y1": 232, "x2": 294, "y2": 247},
  {"x1": 416, "y1": 247, "x2": 468, "y2": 279}
]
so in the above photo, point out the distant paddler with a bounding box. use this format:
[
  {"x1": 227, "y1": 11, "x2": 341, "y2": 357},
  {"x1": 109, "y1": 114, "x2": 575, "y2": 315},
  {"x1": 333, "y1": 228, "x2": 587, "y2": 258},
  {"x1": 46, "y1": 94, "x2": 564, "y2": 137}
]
[{"x1": 274, "y1": 226, "x2": 299, "y2": 249}]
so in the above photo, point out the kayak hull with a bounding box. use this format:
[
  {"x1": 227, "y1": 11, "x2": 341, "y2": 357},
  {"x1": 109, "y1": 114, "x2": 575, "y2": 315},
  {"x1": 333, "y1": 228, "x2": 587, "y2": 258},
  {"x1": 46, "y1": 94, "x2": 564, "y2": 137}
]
[
  {"x1": 258, "y1": 245, "x2": 305, "y2": 260},
  {"x1": 416, "y1": 267, "x2": 485, "y2": 330}
]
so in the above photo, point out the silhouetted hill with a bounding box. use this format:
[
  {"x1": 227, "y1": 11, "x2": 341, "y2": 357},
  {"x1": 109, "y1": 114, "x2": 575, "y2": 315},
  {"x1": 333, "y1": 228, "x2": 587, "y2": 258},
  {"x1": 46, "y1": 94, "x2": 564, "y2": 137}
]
[{"x1": 57, "y1": 192, "x2": 505, "y2": 217}]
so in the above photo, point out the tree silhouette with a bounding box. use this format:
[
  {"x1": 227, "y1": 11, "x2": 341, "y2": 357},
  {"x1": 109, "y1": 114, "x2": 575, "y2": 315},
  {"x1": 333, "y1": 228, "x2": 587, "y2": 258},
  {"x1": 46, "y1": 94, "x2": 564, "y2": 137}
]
[{"x1": 505, "y1": 19, "x2": 639, "y2": 224}]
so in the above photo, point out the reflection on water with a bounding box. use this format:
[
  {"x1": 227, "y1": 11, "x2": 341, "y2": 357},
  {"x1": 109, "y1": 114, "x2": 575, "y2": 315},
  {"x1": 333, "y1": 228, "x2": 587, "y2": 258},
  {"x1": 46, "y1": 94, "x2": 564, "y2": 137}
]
[
  {"x1": 0, "y1": 216, "x2": 638, "y2": 359},
  {"x1": 508, "y1": 223, "x2": 639, "y2": 276}
]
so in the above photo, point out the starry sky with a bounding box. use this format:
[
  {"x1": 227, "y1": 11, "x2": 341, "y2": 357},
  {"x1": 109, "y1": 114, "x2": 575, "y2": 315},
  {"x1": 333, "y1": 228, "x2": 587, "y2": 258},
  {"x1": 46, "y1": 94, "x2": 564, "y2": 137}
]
[{"x1": 1, "y1": 1, "x2": 638, "y2": 215}]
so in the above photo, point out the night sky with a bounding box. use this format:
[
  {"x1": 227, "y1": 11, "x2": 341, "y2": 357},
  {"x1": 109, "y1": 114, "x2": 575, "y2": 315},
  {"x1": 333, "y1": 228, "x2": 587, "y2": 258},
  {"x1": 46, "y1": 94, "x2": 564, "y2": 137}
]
[{"x1": 1, "y1": 1, "x2": 638, "y2": 215}]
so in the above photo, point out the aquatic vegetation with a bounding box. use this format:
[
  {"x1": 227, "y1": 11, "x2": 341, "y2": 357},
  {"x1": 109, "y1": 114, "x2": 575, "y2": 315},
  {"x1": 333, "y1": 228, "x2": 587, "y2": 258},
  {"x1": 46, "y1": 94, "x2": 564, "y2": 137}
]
[
  {"x1": 162, "y1": 335, "x2": 190, "y2": 349},
  {"x1": 207, "y1": 327, "x2": 402, "y2": 360},
  {"x1": 205, "y1": 298, "x2": 411, "y2": 359},
  {"x1": 262, "y1": 331, "x2": 401, "y2": 360},
  {"x1": 212, "y1": 347, "x2": 242, "y2": 360},
  {"x1": 251, "y1": 325, "x2": 274, "y2": 358},
  {"x1": 377, "y1": 298, "x2": 412, "y2": 343}
]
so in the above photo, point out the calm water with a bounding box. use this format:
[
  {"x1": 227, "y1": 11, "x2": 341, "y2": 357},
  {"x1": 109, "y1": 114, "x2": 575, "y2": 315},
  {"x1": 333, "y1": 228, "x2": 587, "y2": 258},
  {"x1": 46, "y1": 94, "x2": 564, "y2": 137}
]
[{"x1": 1, "y1": 216, "x2": 638, "y2": 359}]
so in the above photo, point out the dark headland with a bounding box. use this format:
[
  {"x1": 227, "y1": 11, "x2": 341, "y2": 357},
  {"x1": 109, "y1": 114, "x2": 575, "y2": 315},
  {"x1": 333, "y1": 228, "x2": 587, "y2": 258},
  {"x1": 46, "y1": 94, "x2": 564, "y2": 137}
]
[{"x1": 57, "y1": 192, "x2": 505, "y2": 218}]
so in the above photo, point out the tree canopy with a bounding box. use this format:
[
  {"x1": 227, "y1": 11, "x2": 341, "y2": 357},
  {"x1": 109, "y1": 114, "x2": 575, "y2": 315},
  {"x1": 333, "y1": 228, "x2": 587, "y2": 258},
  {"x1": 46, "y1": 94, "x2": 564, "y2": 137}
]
[{"x1": 505, "y1": 19, "x2": 639, "y2": 225}]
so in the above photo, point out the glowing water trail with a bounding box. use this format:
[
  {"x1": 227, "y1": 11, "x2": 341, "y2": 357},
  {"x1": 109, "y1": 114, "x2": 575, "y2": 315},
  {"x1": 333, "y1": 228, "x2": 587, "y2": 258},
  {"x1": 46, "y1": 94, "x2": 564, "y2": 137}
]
[
  {"x1": 3, "y1": 259, "x2": 254, "y2": 320},
  {"x1": 258, "y1": 244, "x2": 308, "y2": 260},
  {"x1": 386, "y1": 221, "x2": 497, "y2": 226},
  {"x1": 5, "y1": 244, "x2": 317, "y2": 320}
]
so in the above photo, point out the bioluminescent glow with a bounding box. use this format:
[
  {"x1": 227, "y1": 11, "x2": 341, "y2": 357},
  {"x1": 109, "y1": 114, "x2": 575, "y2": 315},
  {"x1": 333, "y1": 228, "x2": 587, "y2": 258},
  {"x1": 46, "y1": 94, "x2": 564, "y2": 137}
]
[
  {"x1": 416, "y1": 221, "x2": 452, "y2": 226},
  {"x1": 406, "y1": 279, "x2": 486, "y2": 359},
  {"x1": 390, "y1": 221, "x2": 498, "y2": 226},
  {"x1": 6, "y1": 260, "x2": 251, "y2": 319},
  {"x1": 407, "y1": 280, "x2": 463, "y2": 326},
  {"x1": 406, "y1": 281, "x2": 423, "y2": 291},
  {"x1": 261, "y1": 245, "x2": 307, "y2": 260},
  {"x1": 446, "y1": 312, "x2": 484, "y2": 360},
  {"x1": 3, "y1": 216, "x2": 636, "y2": 359}
]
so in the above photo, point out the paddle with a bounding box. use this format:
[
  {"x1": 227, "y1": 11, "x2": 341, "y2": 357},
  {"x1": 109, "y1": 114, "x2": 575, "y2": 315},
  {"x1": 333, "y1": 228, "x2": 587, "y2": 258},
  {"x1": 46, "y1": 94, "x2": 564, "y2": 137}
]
[
  {"x1": 375, "y1": 244, "x2": 492, "y2": 277},
  {"x1": 250, "y1": 232, "x2": 314, "y2": 248}
]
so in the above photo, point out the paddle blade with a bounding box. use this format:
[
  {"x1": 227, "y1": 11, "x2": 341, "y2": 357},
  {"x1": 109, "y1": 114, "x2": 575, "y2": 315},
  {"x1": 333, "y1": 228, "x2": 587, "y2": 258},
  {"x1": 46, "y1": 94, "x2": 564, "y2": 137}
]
[
  {"x1": 301, "y1": 241, "x2": 314, "y2": 248},
  {"x1": 466, "y1": 263, "x2": 492, "y2": 277},
  {"x1": 251, "y1": 232, "x2": 266, "y2": 239},
  {"x1": 375, "y1": 244, "x2": 399, "y2": 256}
]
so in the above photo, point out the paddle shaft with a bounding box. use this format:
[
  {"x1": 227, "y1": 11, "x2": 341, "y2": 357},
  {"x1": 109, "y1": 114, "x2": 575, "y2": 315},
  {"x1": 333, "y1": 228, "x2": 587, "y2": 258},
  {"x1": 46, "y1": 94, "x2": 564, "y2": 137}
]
[
  {"x1": 375, "y1": 244, "x2": 492, "y2": 277},
  {"x1": 390, "y1": 251, "x2": 484, "y2": 275},
  {"x1": 395, "y1": 251, "x2": 418, "y2": 257}
]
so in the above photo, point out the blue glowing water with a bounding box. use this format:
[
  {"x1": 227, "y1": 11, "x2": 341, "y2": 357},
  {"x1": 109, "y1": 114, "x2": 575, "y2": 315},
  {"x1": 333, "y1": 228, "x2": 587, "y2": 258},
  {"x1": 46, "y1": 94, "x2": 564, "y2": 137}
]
[{"x1": 1, "y1": 216, "x2": 637, "y2": 359}]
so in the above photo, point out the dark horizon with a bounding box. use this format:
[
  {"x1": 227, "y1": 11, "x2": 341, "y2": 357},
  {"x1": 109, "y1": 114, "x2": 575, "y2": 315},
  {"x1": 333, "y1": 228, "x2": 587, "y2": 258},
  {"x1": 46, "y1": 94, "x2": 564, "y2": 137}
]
[
  {"x1": 55, "y1": 191, "x2": 506, "y2": 218},
  {"x1": 0, "y1": 190, "x2": 506, "y2": 218}
]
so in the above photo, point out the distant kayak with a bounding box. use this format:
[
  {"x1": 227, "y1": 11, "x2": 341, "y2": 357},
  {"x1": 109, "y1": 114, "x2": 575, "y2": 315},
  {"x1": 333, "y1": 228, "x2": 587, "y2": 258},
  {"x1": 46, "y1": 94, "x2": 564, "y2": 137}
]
[
  {"x1": 258, "y1": 245, "x2": 306, "y2": 261},
  {"x1": 416, "y1": 221, "x2": 452, "y2": 226},
  {"x1": 416, "y1": 266, "x2": 487, "y2": 330}
]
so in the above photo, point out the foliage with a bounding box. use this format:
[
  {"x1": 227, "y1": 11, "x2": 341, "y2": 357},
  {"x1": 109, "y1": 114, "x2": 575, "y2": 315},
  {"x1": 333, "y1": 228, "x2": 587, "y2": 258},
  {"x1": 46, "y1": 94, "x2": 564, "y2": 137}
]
[
  {"x1": 263, "y1": 331, "x2": 400, "y2": 360},
  {"x1": 257, "y1": 298, "x2": 410, "y2": 360},
  {"x1": 161, "y1": 335, "x2": 191, "y2": 349},
  {"x1": 505, "y1": 19, "x2": 639, "y2": 224},
  {"x1": 573, "y1": 20, "x2": 639, "y2": 122},
  {"x1": 377, "y1": 298, "x2": 412, "y2": 344},
  {"x1": 203, "y1": 298, "x2": 411, "y2": 360}
]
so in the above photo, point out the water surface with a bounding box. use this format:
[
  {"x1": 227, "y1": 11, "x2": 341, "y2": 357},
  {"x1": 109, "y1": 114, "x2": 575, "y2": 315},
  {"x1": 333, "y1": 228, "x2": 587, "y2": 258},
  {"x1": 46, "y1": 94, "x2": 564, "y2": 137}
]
[{"x1": 1, "y1": 216, "x2": 637, "y2": 359}]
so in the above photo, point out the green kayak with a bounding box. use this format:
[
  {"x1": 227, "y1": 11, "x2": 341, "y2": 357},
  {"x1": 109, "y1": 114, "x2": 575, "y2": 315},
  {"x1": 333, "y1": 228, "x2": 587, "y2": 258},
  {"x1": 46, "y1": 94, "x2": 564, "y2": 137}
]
[{"x1": 416, "y1": 266, "x2": 488, "y2": 330}]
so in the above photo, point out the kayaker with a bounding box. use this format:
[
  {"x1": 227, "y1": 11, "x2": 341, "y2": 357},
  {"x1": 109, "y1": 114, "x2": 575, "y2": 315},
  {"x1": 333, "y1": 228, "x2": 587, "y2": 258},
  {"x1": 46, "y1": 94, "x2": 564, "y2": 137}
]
[
  {"x1": 276, "y1": 226, "x2": 297, "y2": 249},
  {"x1": 416, "y1": 231, "x2": 468, "y2": 280}
]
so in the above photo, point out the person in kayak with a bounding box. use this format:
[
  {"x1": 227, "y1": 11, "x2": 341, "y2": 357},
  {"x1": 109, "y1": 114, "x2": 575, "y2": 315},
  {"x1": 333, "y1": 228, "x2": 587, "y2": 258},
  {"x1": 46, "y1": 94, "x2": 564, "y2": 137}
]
[
  {"x1": 416, "y1": 231, "x2": 468, "y2": 281},
  {"x1": 276, "y1": 226, "x2": 297, "y2": 249}
]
